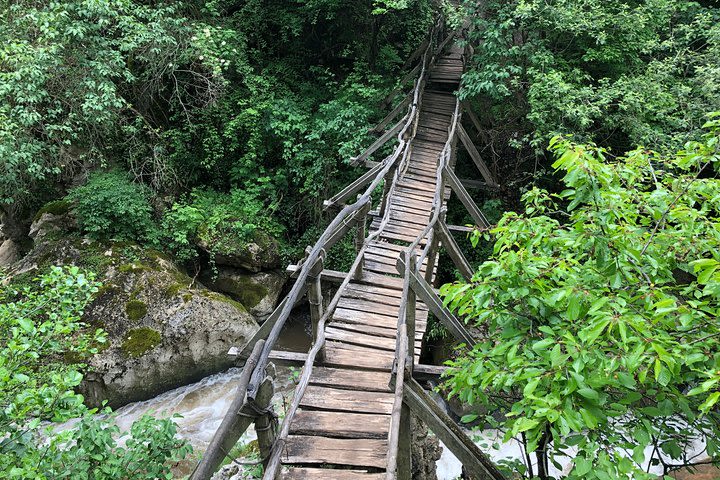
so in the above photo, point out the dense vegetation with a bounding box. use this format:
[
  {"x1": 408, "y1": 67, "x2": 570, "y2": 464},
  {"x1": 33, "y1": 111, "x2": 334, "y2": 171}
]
[{"x1": 2, "y1": 0, "x2": 719, "y2": 477}]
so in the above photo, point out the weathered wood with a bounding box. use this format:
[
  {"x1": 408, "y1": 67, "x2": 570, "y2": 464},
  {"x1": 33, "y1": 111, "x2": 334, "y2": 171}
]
[
  {"x1": 282, "y1": 436, "x2": 388, "y2": 469},
  {"x1": 405, "y1": 379, "x2": 506, "y2": 480},
  {"x1": 386, "y1": 324, "x2": 408, "y2": 480},
  {"x1": 281, "y1": 468, "x2": 384, "y2": 480},
  {"x1": 324, "y1": 161, "x2": 386, "y2": 210},
  {"x1": 397, "y1": 255, "x2": 476, "y2": 348},
  {"x1": 371, "y1": 92, "x2": 413, "y2": 134},
  {"x1": 380, "y1": 63, "x2": 421, "y2": 108},
  {"x1": 307, "y1": 248, "x2": 325, "y2": 361},
  {"x1": 299, "y1": 385, "x2": 394, "y2": 414},
  {"x1": 309, "y1": 366, "x2": 391, "y2": 392},
  {"x1": 437, "y1": 219, "x2": 473, "y2": 281},
  {"x1": 457, "y1": 124, "x2": 497, "y2": 187},
  {"x1": 291, "y1": 410, "x2": 390, "y2": 439},
  {"x1": 461, "y1": 100, "x2": 483, "y2": 136},
  {"x1": 192, "y1": 340, "x2": 265, "y2": 480},
  {"x1": 350, "y1": 119, "x2": 404, "y2": 166},
  {"x1": 443, "y1": 166, "x2": 490, "y2": 229},
  {"x1": 286, "y1": 264, "x2": 346, "y2": 284},
  {"x1": 254, "y1": 377, "x2": 276, "y2": 469}
]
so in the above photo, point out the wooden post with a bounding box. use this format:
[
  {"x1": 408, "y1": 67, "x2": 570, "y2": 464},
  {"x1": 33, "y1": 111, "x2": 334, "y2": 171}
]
[
  {"x1": 424, "y1": 225, "x2": 440, "y2": 285},
  {"x1": 192, "y1": 341, "x2": 265, "y2": 480},
  {"x1": 379, "y1": 164, "x2": 397, "y2": 217},
  {"x1": 406, "y1": 253, "x2": 416, "y2": 376},
  {"x1": 355, "y1": 196, "x2": 370, "y2": 280},
  {"x1": 253, "y1": 376, "x2": 277, "y2": 469},
  {"x1": 307, "y1": 246, "x2": 325, "y2": 362}
]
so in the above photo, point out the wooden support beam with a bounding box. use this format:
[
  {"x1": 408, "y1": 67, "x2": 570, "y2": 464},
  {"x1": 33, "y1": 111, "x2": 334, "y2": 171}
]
[
  {"x1": 253, "y1": 376, "x2": 276, "y2": 469},
  {"x1": 192, "y1": 341, "x2": 265, "y2": 480},
  {"x1": 397, "y1": 255, "x2": 475, "y2": 348},
  {"x1": 232, "y1": 292, "x2": 306, "y2": 361},
  {"x1": 307, "y1": 247, "x2": 325, "y2": 361},
  {"x1": 286, "y1": 264, "x2": 346, "y2": 284},
  {"x1": 381, "y1": 64, "x2": 421, "y2": 108},
  {"x1": 461, "y1": 100, "x2": 483, "y2": 136},
  {"x1": 402, "y1": 37, "x2": 430, "y2": 69},
  {"x1": 404, "y1": 379, "x2": 507, "y2": 480},
  {"x1": 324, "y1": 160, "x2": 385, "y2": 210},
  {"x1": 443, "y1": 166, "x2": 490, "y2": 229},
  {"x1": 459, "y1": 178, "x2": 488, "y2": 190},
  {"x1": 350, "y1": 120, "x2": 404, "y2": 167},
  {"x1": 437, "y1": 220, "x2": 474, "y2": 281},
  {"x1": 457, "y1": 124, "x2": 498, "y2": 188},
  {"x1": 371, "y1": 92, "x2": 412, "y2": 134}
]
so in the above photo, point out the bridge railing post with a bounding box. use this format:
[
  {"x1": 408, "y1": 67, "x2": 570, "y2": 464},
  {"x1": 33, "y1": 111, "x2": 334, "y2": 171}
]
[
  {"x1": 355, "y1": 195, "x2": 370, "y2": 280},
  {"x1": 379, "y1": 165, "x2": 397, "y2": 218},
  {"x1": 254, "y1": 376, "x2": 277, "y2": 469},
  {"x1": 306, "y1": 246, "x2": 326, "y2": 362}
]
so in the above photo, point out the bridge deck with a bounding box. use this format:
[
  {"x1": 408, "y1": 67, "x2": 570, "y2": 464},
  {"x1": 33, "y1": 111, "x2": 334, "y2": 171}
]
[{"x1": 279, "y1": 44, "x2": 464, "y2": 479}]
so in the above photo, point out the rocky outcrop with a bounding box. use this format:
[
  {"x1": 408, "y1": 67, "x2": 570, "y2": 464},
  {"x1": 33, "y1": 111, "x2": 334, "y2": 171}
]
[
  {"x1": 202, "y1": 267, "x2": 285, "y2": 320},
  {"x1": 198, "y1": 229, "x2": 281, "y2": 273},
  {"x1": 412, "y1": 414, "x2": 443, "y2": 480},
  {"x1": 0, "y1": 239, "x2": 20, "y2": 268},
  {"x1": 8, "y1": 207, "x2": 260, "y2": 408}
]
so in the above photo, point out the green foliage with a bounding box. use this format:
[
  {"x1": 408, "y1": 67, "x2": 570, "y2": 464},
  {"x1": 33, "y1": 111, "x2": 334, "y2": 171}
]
[
  {"x1": 33, "y1": 200, "x2": 71, "y2": 221},
  {"x1": 0, "y1": 266, "x2": 190, "y2": 478},
  {"x1": 67, "y1": 171, "x2": 159, "y2": 243},
  {"x1": 0, "y1": 0, "x2": 230, "y2": 206},
  {"x1": 441, "y1": 118, "x2": 720, "y2": 478},
  {"x1": 162, "y1": 187, "x2": 283, "y2": 263},
  {"x1": 461, "y1": 0, "x2": 720, "y2": 153}
]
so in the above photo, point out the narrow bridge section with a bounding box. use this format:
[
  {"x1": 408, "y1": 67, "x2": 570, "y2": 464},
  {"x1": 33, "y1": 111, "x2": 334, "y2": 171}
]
[
  {"x1": 193, "y1": 13, "x2": 506, "y2": 480},
  {"x1": 277, "y1": 45, "x2": 463, "y2": 479}
]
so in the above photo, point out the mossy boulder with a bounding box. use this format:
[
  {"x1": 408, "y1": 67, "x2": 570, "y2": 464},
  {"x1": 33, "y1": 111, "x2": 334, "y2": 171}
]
[
  {"x1": 121, "y1": 327, "x2": 161, "y2": 357},
  {"x1": 8, "y1": 227, "x2": 259, "y2": 409},
  {"x1": 202, "y1": 267, "x2": 286, "y2": 321},
  {"x1": 197, "y1": 229, "x2": 281, "y2": 273}
]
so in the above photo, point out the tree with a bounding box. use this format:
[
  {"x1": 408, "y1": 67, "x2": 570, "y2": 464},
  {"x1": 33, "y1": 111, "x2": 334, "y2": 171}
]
[
  {"x1": 440, "y1": 115, "x2": 720, "y2": 478},
  {"x1": 0, "y1": 266, "x2": 191, "y2": 478}
]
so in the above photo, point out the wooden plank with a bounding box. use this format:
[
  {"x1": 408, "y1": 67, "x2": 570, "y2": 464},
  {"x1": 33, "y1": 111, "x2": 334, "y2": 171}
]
[
  {"x1": 290, "y1": 410, "x2": 391, "y2": 439},
  {"x1": 324, "y1": 161, "x2": 385, "y2": 209},
  {"x1": 282, "y1": 436, "x2": 388, "y2": 469},
  {"x1": 330, "y1": 321, "x2": 425, "y2": 342},
  {"x1": 438, "y1": 220, "x2": 474, "y2": 281},
  {"x1": 351, "y1": 119, "x2": 404, "y2": 166},
  {"x1": 309, "y1": 367, "x2": 391, "y2": 392},
  {"x1": 326, "y1": 326, "x2": 399, "y2": 351},
  {"x1": 280, "y1": 468, "x2": 384, "y2": 480},
  {"x1": 323, "y1": 342, "x2": 395, "y2": 370},
  {"x1": 298, "y1": 385, "x2": 394, "y2": 414}
]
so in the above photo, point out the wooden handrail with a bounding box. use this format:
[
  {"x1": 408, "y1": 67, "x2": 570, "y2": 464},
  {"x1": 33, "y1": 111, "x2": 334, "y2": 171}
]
[{"x1": 386, "y1": 323, "x2": 409, "y2": 479}]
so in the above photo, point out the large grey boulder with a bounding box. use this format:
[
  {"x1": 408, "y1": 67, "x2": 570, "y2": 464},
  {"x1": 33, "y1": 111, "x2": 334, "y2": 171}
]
[
  {"x1": 78, "y1": 251, "x2": 259, "y2": 408},
  {"x1": 9, "y1": 230, "x2": 259, "y2": 409},
  {"x1": 197, "y1": 229, "x2": 281, "y2": 273},
  {"x1": 203, "y1": 267, "x2": 286, "y2": 321},
  {"x1": 0, "y1": 239, "x2": 19, "y2": 268}
]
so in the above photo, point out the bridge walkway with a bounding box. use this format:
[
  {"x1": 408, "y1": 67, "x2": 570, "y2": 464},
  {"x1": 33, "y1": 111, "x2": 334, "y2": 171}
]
[{"x1": 277, "y1": 43, "x2": 464, "y2": 480}]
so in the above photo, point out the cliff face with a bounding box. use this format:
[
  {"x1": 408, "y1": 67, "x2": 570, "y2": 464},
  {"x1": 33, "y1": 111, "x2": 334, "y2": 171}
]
[{"x1": 3, "y1": 209, "x2": 288, "y2": 408}]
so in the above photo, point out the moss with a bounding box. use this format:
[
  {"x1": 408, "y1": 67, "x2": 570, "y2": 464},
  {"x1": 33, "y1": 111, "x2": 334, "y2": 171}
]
[
  {"x1": 121, "y1": 327, "x2": 161, "y2": 358},
  {"x1": 201, "y1": 291, "x2": 247, "y2": 312},
  {"x1": 222, "y1": 276, "x2": 267, "y2": 309},
  {"x1": 182, "y1": 293, "x2": 193, "y2": 303},
  {"x1": 118, "y1": 262, "x2": 151, "y2": 274},
  {"x1": 163, "y1": 283, "x2": 182, "y2": 298},
  {"x1": 125, "y1": 300, "x2": 148, "y2": 321},
  {"x1": 33, "y1": 200, "x2": 71, "y2": 221}
]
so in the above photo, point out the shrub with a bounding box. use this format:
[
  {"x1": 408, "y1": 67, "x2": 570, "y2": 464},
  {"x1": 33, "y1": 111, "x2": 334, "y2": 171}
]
[{"x1": 67, "y1": 171, "x2": 159, "y2": 243}]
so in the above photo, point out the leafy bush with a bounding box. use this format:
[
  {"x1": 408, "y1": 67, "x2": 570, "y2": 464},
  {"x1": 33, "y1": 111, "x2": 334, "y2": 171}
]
[
  {"x1": 0, "y1": 266, "x2": 191, "y2": 478},
  {"x1": 162, "y1": 186, "x2": 283, "y2": 262},
  {"x1": 67, "y1": 171, "x2": 159, "y2": 243},
  {"x1": 441, "y1": 117, "x2": 720, "y2": 479}
]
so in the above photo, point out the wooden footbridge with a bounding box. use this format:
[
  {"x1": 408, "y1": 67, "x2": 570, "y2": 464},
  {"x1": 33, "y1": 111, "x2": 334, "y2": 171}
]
[{"x1": 192, "y1": 13, "x2": 506, "y2": 480}]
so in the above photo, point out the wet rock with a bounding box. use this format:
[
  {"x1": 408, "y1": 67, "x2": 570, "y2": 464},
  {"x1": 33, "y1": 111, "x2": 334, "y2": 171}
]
[
  {"x1": 203, "y1": 267, "x2": 286, "y2": 321},
  {"x1": 211, "y1": 463, "x2": 257, "y2": 480}
]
